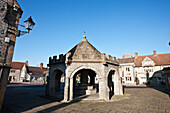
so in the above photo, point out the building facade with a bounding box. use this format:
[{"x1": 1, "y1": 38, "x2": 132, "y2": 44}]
[
  {"x1": 9, "y1": 61, "x2": 26, "y2": 82},
  {"x1": 119, "y1": 51, "x2": 170, "y2": 85},
  {"x1": 119, "y1": 55, "x2": 135, "y2": 85}
]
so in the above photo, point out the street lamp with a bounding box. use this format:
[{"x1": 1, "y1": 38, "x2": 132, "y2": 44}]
[
  {"x1": 16, "y1": 16, "x2": 35, "y2": 37},
  {"x1": 0, "y1": 17, "x2": 35, "y2": 79}
]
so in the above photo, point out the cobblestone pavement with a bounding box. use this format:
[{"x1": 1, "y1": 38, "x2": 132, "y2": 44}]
[{"x1": 2, "y1": 83, "x2": 170, "y2": 113}]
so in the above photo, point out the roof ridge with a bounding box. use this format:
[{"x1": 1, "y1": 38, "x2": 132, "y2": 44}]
[
  {"x1": 137, "y1": 53, "x2": 170, "y2": 57},
  {"x1": 12, "y1": 62, "x2": 25, "y2": 63}
]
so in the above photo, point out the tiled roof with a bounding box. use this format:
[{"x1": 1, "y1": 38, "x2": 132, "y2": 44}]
[
  {"x1": 134, "y1": 53, "x2": 170, "y2": 67},
  {"x1": 28, "y1": 66, "x2": 48, "y2": 77},
  {"x1": 119, "y1": 57, "x2": 135, "y2": 64},
  {"x1": 11, "y1": 62, "x2": 25, "y2": 69}
]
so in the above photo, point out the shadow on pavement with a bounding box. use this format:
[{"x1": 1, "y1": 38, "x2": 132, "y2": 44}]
[
  {"x1": 148, "y1": 85, "x2": 170, "y2": 96},
  {"x1": 125, "y1": 85, "x2": 169, "y2": 97},
  {"x1": 2, "y1": 83, "x2": 89, "y2": 113},
  {"x1": 37, "y1": 95, "x2": 89, "y2": 113},
  {"x1": 124, "y1": 86, "x2": 147, "y2": 88}
]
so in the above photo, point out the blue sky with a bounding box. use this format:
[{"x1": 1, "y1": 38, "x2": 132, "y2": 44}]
[{"x1": 14, "y1": 0, "x2": 170, "y2": 67}]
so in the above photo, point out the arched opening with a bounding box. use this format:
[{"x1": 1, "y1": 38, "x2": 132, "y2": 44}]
[
  {"x1": 51, "y1": 69, "x2": 65, "y2": 99},
  {"x1": 108, "y1": 70, "x2": 115, "y2": 99},
  {"x1": 72, "y1": 69, "x2": 99, "y2": 99}
]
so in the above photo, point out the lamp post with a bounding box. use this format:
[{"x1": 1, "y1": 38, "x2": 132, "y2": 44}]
[
  {"x1": 0, "y1": 17, "x2": 35, "y2": 80},
  {"x1": 17, "y1": 16, "x2": 35, "y2": 37}
]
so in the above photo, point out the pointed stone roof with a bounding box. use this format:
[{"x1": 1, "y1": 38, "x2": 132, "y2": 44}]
[{"x1": 67, "y1": 35, "x2": 102, "y2": 60}]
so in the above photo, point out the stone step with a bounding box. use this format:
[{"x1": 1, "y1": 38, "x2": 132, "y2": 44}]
[
  {"x1": 75, "y1": 86, "x2": 87, "y2": 90},
  {"x1": 86, "y1": 88, "x2": 97, "y2": 95},
  {"x1": 75, "y1": 90, "x2": 86, "y2": 95},
  {"x1": 76, "y1": 83, "x2": 89, "y2": 87}
]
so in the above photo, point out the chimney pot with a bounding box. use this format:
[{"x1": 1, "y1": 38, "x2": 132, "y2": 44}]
[
  {"x1": 134, "y1": 52, "x2": 138, "y2": 58},
  {"x1": 153, "y1": 50, "x2": 156, "y2": 55},
  {"x1": 40, "y1": 62, "x2": 43, "y2": 69},
  {"x1": 25, "y1": 61, "x2": 28, "y2": 66}
]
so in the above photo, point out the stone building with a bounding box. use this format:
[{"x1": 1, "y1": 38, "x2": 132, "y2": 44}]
[
  {"x1": 27, "y1": 63, "x2": 49, "y2": 84},
  {"x1": 119, "y1": 51, "x2": 170, "y2": 85},
  {"x1": 46, "y1": 35, "x2": 123, "y2": 101},
  {"x1": 0, "y1": 0, "x2": 22, "y2": 110},
  {"x1": 8, "y1": 61, "x2": 48, "y2": 84},
  {"x1": 119, "y1": 55, "x2": 135, "y2": 85},
  {"x1": 134, "y1": 51, "x2": 170, "y2": 85},
  {"x1": 8, "y1": 61, "x2": 26, "y2": 82}
]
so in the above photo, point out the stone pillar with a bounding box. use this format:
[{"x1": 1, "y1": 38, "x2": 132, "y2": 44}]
[
  {"x1": 90, "y1": 75, "x2": 95, "y2": 85},
  {"x1": 99, "y1": 77, "x2": 109, "y2": 100},
  {"x1": 64, "y1": 77, "x2": 69, "y2": 101},
  {"x1": 80, "y1": 70, "x2": 88, "y2": 84},
  {"x1": 0, "y1": 0, "x2": 22, "y2": 111},
  {"x1": 69, "y1": 77, "x2": 73, "y2": 100},
  {"x1": 50, "y1": 76, "x2": 55, "y2": 95},
  {"x1": 45, "y1": 76, "x2": 50, "y2": 96},
  {"x1": 104, "y1": 77, "x2": 109, "y2": 101},
  {"x1": 98, "y1": 77, "x2": 104, "y2": 99},
  {"x1": 55, "y1": 75, "x2": 61, "y2": 92},
  {"x1": 0, "y1": 67, "x2": 10, "y2": 110},
  {"x1": 114, "y1": 68, "x2": 123, "y2": 95}
]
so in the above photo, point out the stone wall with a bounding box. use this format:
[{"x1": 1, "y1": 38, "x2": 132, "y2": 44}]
[
  {"x1": 0, "y1": 0, "x2": 22, "y2": 66},
  {"x1": 0, "y1": 0, "x2": 8, "y2": 64}
]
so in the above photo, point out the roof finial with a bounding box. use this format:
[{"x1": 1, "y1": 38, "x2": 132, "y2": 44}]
[{"x1": 83, "y1": 31, "x2": 86, "y2": 39}]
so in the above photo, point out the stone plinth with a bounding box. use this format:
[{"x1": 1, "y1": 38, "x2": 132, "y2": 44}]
[{"x1": 86, "y1": 85, "x2": 97, "y2": 95}]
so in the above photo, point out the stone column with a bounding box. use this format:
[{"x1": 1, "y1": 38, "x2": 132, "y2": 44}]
[
  {"x1": 90, "y1": 75, "x2": 95, "y2": 85},
  {"x1": 99, "y1": 77, "x2": 109, "y2": 100},
  {"x1": 104, "y1": 77, "x2": 109, "y2": 101},
  {"x1": 98, "y1": 77, "x2": 104, "y2": 99},
  {"x1": 45, "y1": 76, "x2": 51, "y2": 96},
  {"x1": 64, "y1": 77, "x2": 69, "y2": 101},
  {"x1": 0, "y1": 67, "x2": 10, "y2": 110},
  {"x1": 69, "y1": 77, "x2": 73, "y2": 100},
  {"x1": 50, "y1": 76, "x2": 55, "y2": 95},
  {"x1": 114, "y1": 68, "x2": 123, "y2": 95},
  {"x1": 80, "y1": 70, "x2": 88, "y2": 84}
]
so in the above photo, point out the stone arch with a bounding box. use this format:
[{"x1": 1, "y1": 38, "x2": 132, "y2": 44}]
[
  {"x1": 50, "y1": 66, "x2": 65, "y2": 77},
  {"x1": 69, "y1": 66, "x2": 101, "y2": 100},
  {"x1": 70, "y1": 65, "x2": 101, "y2": 79},
  {"x1": 49, "y1": 69, "x2": 65, "y2": 99}
]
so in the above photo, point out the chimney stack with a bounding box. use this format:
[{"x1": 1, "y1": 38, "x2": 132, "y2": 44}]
[
  {"x1": 25, "y1": 61, "x2": 28, "y2": 66},
  {"x1": 40, "y1": 62, "x2": 43, "y2": 69},
  {"x1": 134, "y1": 52, "x2": 138, "y2": 58},
  {"x1": 153, "y1": 50, "x2": 156, "y2": 55},
  {"x1": 116, "y1": 58, "x2": 120, "y2": 62}
]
